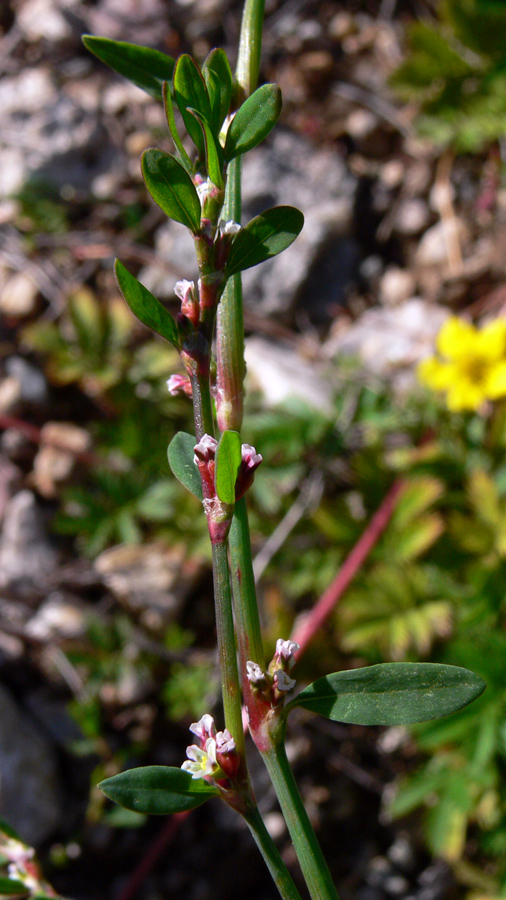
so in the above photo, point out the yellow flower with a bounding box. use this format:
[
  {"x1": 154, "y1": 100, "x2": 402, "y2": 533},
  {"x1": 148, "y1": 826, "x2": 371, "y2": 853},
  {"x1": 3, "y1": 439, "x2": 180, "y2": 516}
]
[{"x1": 418, "y1": 317, "x2": 506, "y2": 411}]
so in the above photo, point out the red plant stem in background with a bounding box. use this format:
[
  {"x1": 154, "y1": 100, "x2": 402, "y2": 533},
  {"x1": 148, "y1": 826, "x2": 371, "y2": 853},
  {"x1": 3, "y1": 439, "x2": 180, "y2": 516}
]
[
  {"x1": 115, "y1": 813, "x2": 190, "y2": 900},
  {"x1": 0, "y1": 412, "x2": 98, "y2": 467},
  {"x1": 291, "y1": 479, "x2": 404, "y2": 658}
]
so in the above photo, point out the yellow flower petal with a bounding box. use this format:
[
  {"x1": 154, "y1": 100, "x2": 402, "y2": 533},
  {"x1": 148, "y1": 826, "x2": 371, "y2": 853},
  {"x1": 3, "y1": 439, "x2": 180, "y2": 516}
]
[
  {"x1": 446, "y1": 379, "x2": 486, "y2": 412},
  {"x1": 485, "y1": 360, "x2": 506, "y2": 399},
  {"x1": 418, "y1": 357, "x2": 456, "y2": 390},
  {"x1": 474, "y1": 318, "x2": 506, "y2": 362},
  {"x1": 436, "y1": 317, "x2": 477, "y2": 361}
]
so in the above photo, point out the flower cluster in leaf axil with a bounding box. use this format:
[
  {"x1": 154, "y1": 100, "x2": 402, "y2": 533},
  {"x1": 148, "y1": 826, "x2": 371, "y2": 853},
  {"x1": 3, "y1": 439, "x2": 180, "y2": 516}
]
[
  {"x1": 418, "y1": 316, "x2": 506, "y2": 412},
  {"x1": 246, "y1": 639, "x2": 300, "y2": 701},
  {"x1": 181, "y1": 714, "x2": 239, "y2": 780},
  {"x1": 194, "y1": 434, "x2": 263, "y2": 502}
]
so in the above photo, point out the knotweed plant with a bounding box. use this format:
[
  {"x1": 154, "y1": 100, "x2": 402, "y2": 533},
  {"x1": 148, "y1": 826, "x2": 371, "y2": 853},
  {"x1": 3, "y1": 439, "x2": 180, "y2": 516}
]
[{"x1": 52, "y1": 5, "x2": 490, "y2": 899}]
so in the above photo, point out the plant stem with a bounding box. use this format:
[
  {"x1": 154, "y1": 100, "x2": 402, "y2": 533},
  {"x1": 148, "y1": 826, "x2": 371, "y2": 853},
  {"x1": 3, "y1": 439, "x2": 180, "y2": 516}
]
[
  {"x1": 229, "y1": 497, "x2": 264, "y2": 665},
  {"x1": 263, "y1": 742, "x2": 340, "y2": 900},
  {"x1": 244, "y1": 805, "x2": 304, "y2": 900},
  {"x1": 236, "y1": 0, "x2": 266, "y2": 99},
  {"x1": 191, "y1": 370, "x2": 214, "y2": 440},
  {"x1": 212, "y1": 539, "x2": 246, "y2": 757}
]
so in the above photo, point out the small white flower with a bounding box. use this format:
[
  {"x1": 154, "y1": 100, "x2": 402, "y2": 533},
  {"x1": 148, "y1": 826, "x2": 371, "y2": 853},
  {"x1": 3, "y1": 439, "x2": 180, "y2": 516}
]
[
  {"x1": 196, "y1": 178, "x2": 213, "y2": 205},
  {"x1": 218, "y1": 219, "x2": 241, "y2": 236},
  {"x1": 246, "y1": 660, "x2": 266, "y2": 684},
  {"x1": 274, "y1": 670, "x2": 296, "y2": 692},
  {"x1": 216, "y1": 729, "x2": 236, "y2": 754},
  {"x1": 189, "y1": 713, "x2": 216, "y2": 745},
  {"x1": 181, "y1": 737, "x2": 218, "y2": 779},
  {"x1": 275, "y1": 639, "x2": 300, "y2": 669},
  {"x1": 174, "y1": 279, "x2": 195, "y2": 302}
]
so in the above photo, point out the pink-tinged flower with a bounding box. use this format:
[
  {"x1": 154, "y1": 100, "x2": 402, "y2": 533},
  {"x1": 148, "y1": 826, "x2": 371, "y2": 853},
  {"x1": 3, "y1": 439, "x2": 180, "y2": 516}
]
[
  {"x1": 216, "y1": 729, "x2": 236, "y2": 754},
  {"x1": 167, "y1": 374, "x2": 193, "y2": 397},
  {"x1": 235, "y1": 444, "x2": 263, "y2": 500},
  {"x1": 216, "y1": 729, "x2": 240, "y2": 778},
  {"x1": 174, "y1": 279, "x2": 199, "y2": 327},
  {"x1": 193, "y1": 434, "x2": 218, "y2": 463},
  {"x1": 181, "y1": 737, "x2": 218, "y2": 779},
  {"x1": 189, "y1": 713, "x2": 217, "y2": 746},
  {"x1": 274, "y1": 670, "x2": 296, "y2": 692},
  {"x1": 275, "y1": 639, "x2": 300, "y2": 670},
  {"x1": 246, "y1": 660, "x2": 266, "y2": 684}
]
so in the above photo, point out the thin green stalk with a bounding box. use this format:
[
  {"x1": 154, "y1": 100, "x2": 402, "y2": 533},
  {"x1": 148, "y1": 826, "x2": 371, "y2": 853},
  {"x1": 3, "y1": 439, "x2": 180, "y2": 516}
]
[
  {"x1": 236, "y1": 0, "x2": 266, "y2": 99},
  {"x1": 211, "y1": 539, "x2": 246, "y2": 756},
  {"x1": 244, "y1": 805, "x2": 304, "y2": 900},
  {"x1": 263, "y1": 742, "x2": 340, "y2": 900},
  {"x1": 229, "y1": 497, "x2": 264, "y2": 665},
  {"x1": 191, "y1": 370, "x2": 214, "y2": 440}
]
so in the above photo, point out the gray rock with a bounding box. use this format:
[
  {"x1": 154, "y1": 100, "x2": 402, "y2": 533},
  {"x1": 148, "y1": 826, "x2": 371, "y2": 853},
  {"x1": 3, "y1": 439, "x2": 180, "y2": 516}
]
[
  {"x1": 0, "y1": 67, "x2": 115, "y2": 198},
  {"x1": 327, "y1": 298, "x2": 448, "y2": 391},
  {"x1": 0, "y1": 490, "x2": 59, "y2": 592},
  {"x1": 0, "y1": 683, "x2": 63, "y2": 845},
  {"x1": 244, "y1": 336, "x2": 333, "y2": 412},
  {"x1": 5, "y1": 357, "x2": 48, "y2": 405}
]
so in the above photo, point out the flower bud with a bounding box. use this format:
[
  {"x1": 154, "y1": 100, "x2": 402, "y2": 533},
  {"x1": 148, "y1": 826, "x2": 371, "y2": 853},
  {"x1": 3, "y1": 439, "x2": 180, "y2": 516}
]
[
  {"x1": 246, "y1": 660, "x2": 266, "y2": 685},
  {"x1": 215, "y1": 729, "x2": 240, "y2": 778},
  {"x1": 167, "y1": 374, "x2": 193, "y2": 397},
  {"x1": 235, "y1": 444, "x2": 263, "y2": 500}
]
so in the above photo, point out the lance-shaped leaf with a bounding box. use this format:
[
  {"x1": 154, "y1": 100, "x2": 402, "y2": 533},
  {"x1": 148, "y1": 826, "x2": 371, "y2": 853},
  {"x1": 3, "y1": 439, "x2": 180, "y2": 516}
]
[
  {"x1": 163, "y1": 82, "x2": 193, "y2": 175},
  {"x1": 288, "y1": 663, "x2": 486, "y2": 726},
  {"x1": 225, "y1": 206, "x2": 304, "y2": 276},
  {"x1": 99, "y1": 766, "x2": 218, "y2": 815},
  {"x1": 142, "y1": 149, "x2": 201, "y2": 232},
  {"x1": 82, "y1": 36, "x2": 175, "y2": 101},
  {"x1": 173, "y1": 55, "x2": 213, "y2": 159},
  {"x1": 188, "y1": 108, "x2": 224, "y2": 189},
  {"x1": 202, "y1": 48, "x2": 233, "y2": 133},
  {"x1": 168, "y1": 432, "x2": 203, "y2": 500},
  {"x1": 224, "y1": 84, "x2": 282, "y2": 161},
  {"x1": 215, "y1": 430, "x2": 242, "y2": 504},
  {"x1": 115, "y1": 260, "x2": 179, "y2": 348},
  {"x1": 0, "y1": 877, "x2": 28, "y2": 895}
]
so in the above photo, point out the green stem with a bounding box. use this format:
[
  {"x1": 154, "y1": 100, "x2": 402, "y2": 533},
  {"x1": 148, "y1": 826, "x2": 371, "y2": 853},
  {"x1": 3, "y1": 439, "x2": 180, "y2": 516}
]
[
  {"x1": 235, "y1": 0, "x2": 266, "y2": 99},
  {"x1": 244, "y1": 805, "x2": 303, "y2": 900},
  {"x1": 211, "y1": 540, "x2": 245, "y2": 757},
  {"x1": 191, "y1": 370, "x2": 214, "y2": 441},
  {"x1": 229, "y1": 497, "x2": 264, "y2": 665},
  {"x1": 216, "y1": 159, "x2": 245, "y2": 433},
  {"x1": 263, "y1": 742, "x2": 340, "y2": 900}
]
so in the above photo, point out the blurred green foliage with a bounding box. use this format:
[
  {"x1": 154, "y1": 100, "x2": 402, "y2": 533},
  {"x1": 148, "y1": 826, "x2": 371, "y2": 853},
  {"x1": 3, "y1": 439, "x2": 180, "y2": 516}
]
[{"x1": 391, "y1": 0, "x2": 506, "y2": 152}]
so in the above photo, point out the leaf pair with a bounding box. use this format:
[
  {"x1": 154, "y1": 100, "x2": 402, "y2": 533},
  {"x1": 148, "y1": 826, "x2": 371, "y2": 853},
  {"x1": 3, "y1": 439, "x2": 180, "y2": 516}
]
[{"x1": 167, "y1": 430, "x2": 242, "y2": 505}]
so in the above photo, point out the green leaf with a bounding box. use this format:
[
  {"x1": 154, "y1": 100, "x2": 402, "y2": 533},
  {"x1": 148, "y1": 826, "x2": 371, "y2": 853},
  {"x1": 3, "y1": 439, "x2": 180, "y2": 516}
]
[
  {"x1": 141, "y1": 149, "x2": 201, "y2": 232},
  {"x1": 0, "y1": 877, "x2": 27, "y2": 895},
  {"x1": 163, "y1": 82, "x2": 193, "y2": 174},
  {"x1": 99, "y1": 765, "x2": 218, "y2": 815},
  {"x1": 202, "y1": 48, "x2": 233, "y2": 133},
  {"x1": 168, "y1": 432, "x2": 203, "y2": 500},
  {"x1": 173, "y1": 55, "x2": 213, "y2": 159},
  {"x1": 188, "y1": 109, "x2": 224, "y2": 189},
  {"x1": 225, "y1": 206, "x2": 304, "y2": 276},
  {"x1": 215, "y1": 430, "x2": 242, "y2": 504},
  {"x1": 289, "y1": 663, "x2": 486, "y2": 726},
  {"x1": 224, "y1": 84, "x2": 282, "y2": 160},
  {"x1": 82, "y1": 36, "x2": 175, "y2": 101},
  {"x1": 115, "y1": 260, "x2": 179, "y2": 348}
]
